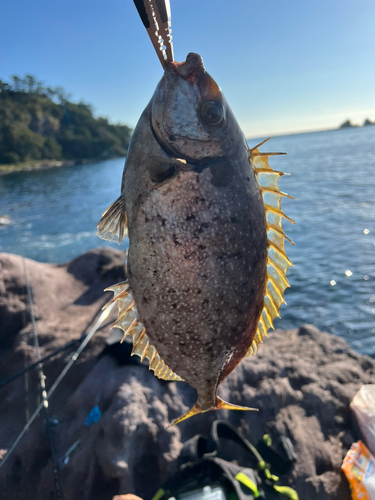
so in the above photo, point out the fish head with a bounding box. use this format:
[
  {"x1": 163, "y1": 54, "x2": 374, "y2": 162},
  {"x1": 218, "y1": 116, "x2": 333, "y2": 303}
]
[{"x1": 151, "y1": 53, "x2": 244, "y2": 163}]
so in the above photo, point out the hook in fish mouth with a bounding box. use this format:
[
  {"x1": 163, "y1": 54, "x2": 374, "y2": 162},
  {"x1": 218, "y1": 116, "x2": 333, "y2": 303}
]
[{"x1": 133, "y1": 0, "x2": 174, "y2": 67}]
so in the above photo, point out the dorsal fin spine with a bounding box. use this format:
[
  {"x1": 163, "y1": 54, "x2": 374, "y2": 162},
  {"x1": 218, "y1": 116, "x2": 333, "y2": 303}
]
[
  {"x1": 113, "y1": 300, "x2": 135, "y2": 328},
  {"x1": 246, "y1": 143, "x2": 293, "y2": 357}
]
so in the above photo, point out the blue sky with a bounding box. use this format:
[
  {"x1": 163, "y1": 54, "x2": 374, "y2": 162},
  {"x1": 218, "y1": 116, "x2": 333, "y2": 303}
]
[{"x1": 1, "y1": 0, "x2": 374, "y2": 137}]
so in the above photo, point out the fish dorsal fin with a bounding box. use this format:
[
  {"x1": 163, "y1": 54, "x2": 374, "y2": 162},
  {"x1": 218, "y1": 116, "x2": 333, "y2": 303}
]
[
  {"x1": 97, "y1": 195, "x2": 128, "y2": 243},
  {"x1": 246, "y1": 139, "x2": 294, "y2": 357},
  {"x1": 103, "y1": 282, "x2": 183, "y2": 381}
]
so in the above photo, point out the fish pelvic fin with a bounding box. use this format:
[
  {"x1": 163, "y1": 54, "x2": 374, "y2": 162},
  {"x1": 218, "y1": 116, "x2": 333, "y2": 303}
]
[
  {"x1": 167, "y1": 397, "x2": 258, "y2": 428},
  {"x1": 104, "y1": 282, "x2": 182, "y2": 382},
  {"x1": 246, "y1": 141, "x2": 293, "y2": 357},
  {"x1": 97, "y1": 195, "x2": 128, "y2": 243}
]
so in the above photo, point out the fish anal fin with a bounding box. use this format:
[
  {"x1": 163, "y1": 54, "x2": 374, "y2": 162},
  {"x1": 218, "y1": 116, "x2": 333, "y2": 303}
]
[
  {"x1": 97, "y1": 195, "x2": 128, "y2": 243},
  {"x1": 167, "y1": 397, "x2": 257, "y2": 428},
  {"x1": 104, "y1": 283, "x2": 182, "y2": 381}
]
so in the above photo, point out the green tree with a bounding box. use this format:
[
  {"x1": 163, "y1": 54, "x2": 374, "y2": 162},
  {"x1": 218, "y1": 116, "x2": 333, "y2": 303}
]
[{"x1": 0, "y1": 74, "x2": 132, "y2": 165}]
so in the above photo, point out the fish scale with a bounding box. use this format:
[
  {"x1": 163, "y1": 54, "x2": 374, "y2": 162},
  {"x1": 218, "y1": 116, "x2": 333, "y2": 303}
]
[{"x1": 97, "y1": 52, "x2": 293, "y2": 425}]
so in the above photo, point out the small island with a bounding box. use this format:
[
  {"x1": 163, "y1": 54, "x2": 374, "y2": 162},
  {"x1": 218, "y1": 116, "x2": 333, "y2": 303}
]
[
  {"x1": 0, "y1": 75, "x2": 132, "y2": 172},
  {"x1": 339, "y1": 118, "x2": 374, "y2": 129}
]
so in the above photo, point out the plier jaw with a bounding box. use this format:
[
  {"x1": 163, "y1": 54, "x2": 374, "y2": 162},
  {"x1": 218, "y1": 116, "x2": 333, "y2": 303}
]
[{"x1": 133, "y1": 0, "x2": 174, "y2": 68}]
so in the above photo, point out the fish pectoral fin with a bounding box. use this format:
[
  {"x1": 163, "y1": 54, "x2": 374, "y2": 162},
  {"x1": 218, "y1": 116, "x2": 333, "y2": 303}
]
[
  {"x1": 96, "y1": 195, "x2": 127, "y2": 243},
  {"x1": 167, "y1": 397, "x2": 258, "y2": 428}
]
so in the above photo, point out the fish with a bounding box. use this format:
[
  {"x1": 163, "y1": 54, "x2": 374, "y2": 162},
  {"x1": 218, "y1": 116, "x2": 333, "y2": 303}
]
[{"x1": 97, "y1": 52, "x2": 293, "y2": 425}]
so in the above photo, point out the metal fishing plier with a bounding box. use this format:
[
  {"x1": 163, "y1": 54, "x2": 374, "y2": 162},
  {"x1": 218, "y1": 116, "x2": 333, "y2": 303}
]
[{"x1": 132, "y1": 0, "x2": 174, "y2": 67}]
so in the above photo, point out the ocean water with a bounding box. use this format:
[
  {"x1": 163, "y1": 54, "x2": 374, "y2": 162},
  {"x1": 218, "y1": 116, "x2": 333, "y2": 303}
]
[{"x1": 0, "y1": 127, "x2": 374, "y2": 354}]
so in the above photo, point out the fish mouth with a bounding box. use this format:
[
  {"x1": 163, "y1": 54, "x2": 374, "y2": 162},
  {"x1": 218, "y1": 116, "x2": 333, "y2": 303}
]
[{"x1": 165, "y1": 53, "x2": 203, "y2": 84}]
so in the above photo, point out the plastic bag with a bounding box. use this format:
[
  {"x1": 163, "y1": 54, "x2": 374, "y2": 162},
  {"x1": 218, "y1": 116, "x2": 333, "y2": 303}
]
[
  {"x1": 342, "y1": 441, "x2": 375, "y2": 500},
  {"x1": 351, "y1": 385, "x2": 375, "y2": 455}
]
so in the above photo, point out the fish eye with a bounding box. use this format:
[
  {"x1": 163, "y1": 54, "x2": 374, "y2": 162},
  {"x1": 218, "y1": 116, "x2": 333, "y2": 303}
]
[{"x1": 200, "y1": 100, "x2": 225, "y2": 127}]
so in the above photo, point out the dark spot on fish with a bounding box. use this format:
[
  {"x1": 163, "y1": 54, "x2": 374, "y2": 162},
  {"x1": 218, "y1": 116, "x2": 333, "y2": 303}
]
[
  {"x1": 186, "y1": 214, "x2": 195, "y2": 221},
  {"x1": 169, "y1": 134, "x2": 176, "y2": 141},
  {"x1": 196, "y1": 222, "x2": 209, "y2": 234},
  {"x1": 157, "y1": 214, "x2": 166, "y2": 226},
  {"x1": 202, "y1": 299, "x2": 209, "y2": 305},
  {"x1": 172, "y1": 303, "x2": 177, "y2": 309},
  {"x1": 198, "y1": 244, "x2": 206, "y2": 250},
  {"x1": 153, "y1": 270, "x2": 157, "y2": 274},
  {"x1": 197, "y1": 290, "x2": 202, "y2": 295},
  {"x1": 173, "y1": 234, "x2": 180, "y2": 246},
  {"x1": 230, "y1": 216, "x2": 239, "y2": 224},
  {"x1": 168, "y1": 288, "x2": 176, "y2": 294},
  {"x1": 193, "y1": 196, "x2": 206, "y2": 205},
  {"x1": 142, "y1": 296, "x2": 148, "y2": 304}
]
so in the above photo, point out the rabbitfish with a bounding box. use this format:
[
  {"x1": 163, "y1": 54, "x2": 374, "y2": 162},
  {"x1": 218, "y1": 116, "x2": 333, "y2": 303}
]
[{"x1": 97, "y1": 53, "x2": 293, "y2": 425}]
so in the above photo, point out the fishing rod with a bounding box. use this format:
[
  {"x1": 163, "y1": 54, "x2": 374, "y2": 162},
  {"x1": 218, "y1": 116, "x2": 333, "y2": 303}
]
[
  {"x1": 0, "y1": 301, "x2": 115, "y2": 471},
  {"x1": 0, "y1": 319, "x2": 113, "y2": 390},
  {"x1": 22, "y1": 256, "x2": 64, "y2": 500}
]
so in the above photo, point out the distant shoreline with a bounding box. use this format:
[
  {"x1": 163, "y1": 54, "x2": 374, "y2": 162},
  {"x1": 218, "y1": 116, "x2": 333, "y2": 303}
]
[
  {"x1": 1, "y1": 121, "x2": 373, "y2": 175},
  {"x1": 247, "y1": 121, "x2": 374, "y2": 142},
  {"x1": 0, "y1": 157, "x2": 125, "y2": 176}
]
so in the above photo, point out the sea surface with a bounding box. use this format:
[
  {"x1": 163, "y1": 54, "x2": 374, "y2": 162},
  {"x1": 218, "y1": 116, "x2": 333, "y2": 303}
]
[{"x1": 0, "y1": 127, "x2": 374, "y2": 354}]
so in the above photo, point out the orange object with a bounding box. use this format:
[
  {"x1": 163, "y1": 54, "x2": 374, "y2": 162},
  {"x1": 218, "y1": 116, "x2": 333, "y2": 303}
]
[{"x1": 342, "y1": 440, "x2": 375, "y2": 500}]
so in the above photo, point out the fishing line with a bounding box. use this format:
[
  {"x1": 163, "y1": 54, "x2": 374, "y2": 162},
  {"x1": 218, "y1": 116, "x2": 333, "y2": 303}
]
[
  {"x1": 0, "y1": 319, "x2": 113, "y2": 390},
  {"x1": 22, "y1": 257, "x2": 64, "y2": 500},
  {"x1": 0, "y1": 301, "x2": 115, "y2": 471},
  {"x1": 14, "y1": 206, "x2": 31, "y2": 431}
]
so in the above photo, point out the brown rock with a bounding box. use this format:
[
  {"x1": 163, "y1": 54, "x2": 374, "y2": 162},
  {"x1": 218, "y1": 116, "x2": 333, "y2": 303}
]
[{"x1": 1, "y1": 250, "x2": 375, "y2": 500}]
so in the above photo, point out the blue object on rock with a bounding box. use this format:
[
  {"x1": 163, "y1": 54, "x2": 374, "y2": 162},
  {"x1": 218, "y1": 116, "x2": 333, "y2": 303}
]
[{"x1": 85, "y1": 405, "x2": 101, "y2": 426}]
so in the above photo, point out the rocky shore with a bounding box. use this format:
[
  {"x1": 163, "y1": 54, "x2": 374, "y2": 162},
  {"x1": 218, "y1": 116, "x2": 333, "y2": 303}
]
[
  {"x1": 0, "y1": 157, "x2": 122, "y2": 175},
  {"x1": 1, "y1": 248, "x2": 374, "y2": 500}
]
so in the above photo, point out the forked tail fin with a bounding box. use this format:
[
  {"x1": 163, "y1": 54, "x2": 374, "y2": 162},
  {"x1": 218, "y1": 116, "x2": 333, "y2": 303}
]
[{"x1": 168, "y1": 397, "x2": 258, "y2": 427}]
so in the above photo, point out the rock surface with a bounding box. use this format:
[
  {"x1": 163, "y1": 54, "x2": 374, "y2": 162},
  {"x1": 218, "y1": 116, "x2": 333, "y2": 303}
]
[{"x1": 1, "y1": 248, "x2": 375, "y2": 500}]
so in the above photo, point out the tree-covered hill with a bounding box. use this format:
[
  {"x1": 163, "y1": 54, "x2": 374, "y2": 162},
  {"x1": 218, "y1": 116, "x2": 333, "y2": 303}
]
[{"x1": 0, "y1": 75, "x2": 132, "y2": 165}]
